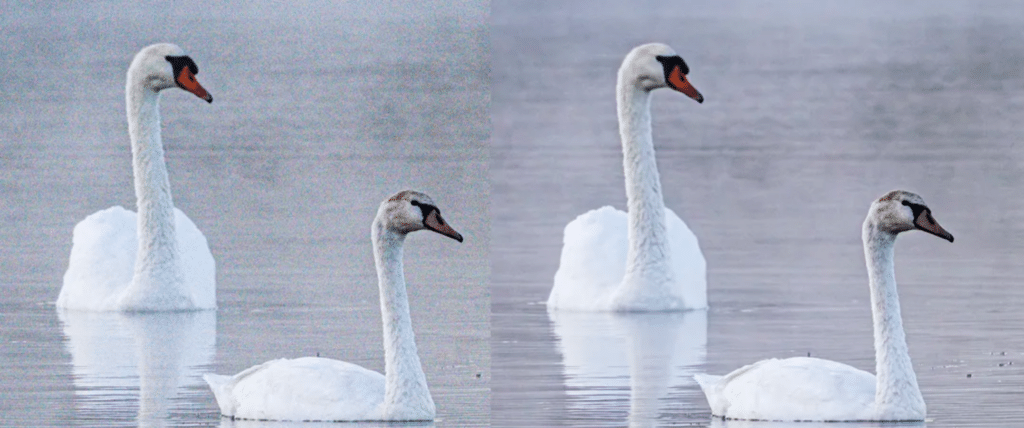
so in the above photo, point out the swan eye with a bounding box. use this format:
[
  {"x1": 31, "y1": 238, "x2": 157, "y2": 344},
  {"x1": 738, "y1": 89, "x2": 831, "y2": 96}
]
[
  {"x1": 410, "y1": 200, "x2": 420, "y2": 207},
  {"x1": 655, "y1": 55, "x2": 690, "y2": 75},
  {"x1": 901, "y1": 200, "x2": 926, "y2": 218}
]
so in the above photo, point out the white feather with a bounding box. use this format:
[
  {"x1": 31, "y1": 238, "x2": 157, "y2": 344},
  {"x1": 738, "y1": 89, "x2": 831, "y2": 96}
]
[
  {"x1": 549, "y1": 43, "x2": 706, "y2": 312},
  {"x1": 57, "y1": 43, "x2": 215, "y2": 312}
]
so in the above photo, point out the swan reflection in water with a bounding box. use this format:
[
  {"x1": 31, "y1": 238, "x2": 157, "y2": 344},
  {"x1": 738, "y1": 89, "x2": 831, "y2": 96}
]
[
  {"x1": 549, "y1": 309, "x2": 707, "y2": 427},
  {"x1": 707, "y1": 419, "x2": 927, "y2": 428},
  {"x1": 58, "y1": 310, "x2": 215, "y2": 427},
  {"x1": 215, "y1": 419, "x2": 436, "y2": 428}
]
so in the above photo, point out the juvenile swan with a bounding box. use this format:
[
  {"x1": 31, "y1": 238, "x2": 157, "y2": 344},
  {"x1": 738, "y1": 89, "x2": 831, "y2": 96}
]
[
  {"x1": 548, "y1": 43, "x2": 707, "y2": 312},
  {"x1": 204, "y1": 190, "x2": 463, "y2": 422},
  {"x1": 694, "y1": 190, "x2": 954, "y2": 422},
  {"x1": 58, "y1": 43, "x2": 215, "y2": 312}
]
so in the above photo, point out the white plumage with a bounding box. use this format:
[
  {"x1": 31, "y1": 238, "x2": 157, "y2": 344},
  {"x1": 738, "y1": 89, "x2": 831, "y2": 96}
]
[
  {"x1": 204, "y1": 190, "x2": 463, "y2": 422},
  {"x1": 205, "y1": 358, "x2": 386, "y2": 422},
  {"x1": 694, "y1": 190, "x2": 954, "y2": 422},
  {"x1": 550, "y1": 206, "x2": 705, "y2": 311},
  {"x1": 57, "y1": 43, "x2": 215, "y2": 312},
  {"x1": 549, "y1": 43, "x2": 707, "y2": 312}
]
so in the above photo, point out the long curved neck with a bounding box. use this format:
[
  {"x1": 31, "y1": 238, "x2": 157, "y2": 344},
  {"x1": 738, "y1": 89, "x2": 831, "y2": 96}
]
[
  {"x1": 372, "y1": 222, "x2": 434, "y2": 419},
  {"x1": 618, "y1": 78, "x2": 671, "y2": 279},
  {"x1": 125, "y1": 76, "x2": 183, "y2": 303},
  {"x1": 863, "y1": 225, "x2": 925, "y2": 416}
]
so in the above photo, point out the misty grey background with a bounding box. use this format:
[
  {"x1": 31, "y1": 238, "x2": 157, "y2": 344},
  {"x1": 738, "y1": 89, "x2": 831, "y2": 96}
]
[
  {"x1": 492, "y1": 0, "x2": 1024, "y2": 426},
  {"x1": 0, "y1": 1, "x2": 489, "y2": 426}
]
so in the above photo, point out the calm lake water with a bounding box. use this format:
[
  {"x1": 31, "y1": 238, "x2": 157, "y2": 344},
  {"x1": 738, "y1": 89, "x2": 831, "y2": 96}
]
[
  {"x1": 492, "y1": 1, "x2": 1024, "y2": 427},
  {"x1": 0, "y1": 1, "x2": 488, "y2": 427}
]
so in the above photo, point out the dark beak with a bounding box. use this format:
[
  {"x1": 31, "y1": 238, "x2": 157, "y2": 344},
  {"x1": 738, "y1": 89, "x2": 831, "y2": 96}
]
[
  {"x1": 424, "y1": 210, "x2": 463, "y2": 243},
  {"x1": 914, "y1": 209, "x2": 954, "y2": 242}
]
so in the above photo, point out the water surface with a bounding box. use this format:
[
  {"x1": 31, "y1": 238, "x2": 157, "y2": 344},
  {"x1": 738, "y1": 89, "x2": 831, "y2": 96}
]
[
  {"x1": 492, "y1": 1, "x2": 1024, "y2": 426},
  {"x1": 0, "y1": 1, "x2": 489, "y2": 426}
]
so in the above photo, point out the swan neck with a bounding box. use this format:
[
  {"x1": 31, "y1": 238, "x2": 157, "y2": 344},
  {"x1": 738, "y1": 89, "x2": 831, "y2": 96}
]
[
  {"x1": 372, "y1": 223, "x2": 434, "y2": 418},
  {"x1": 126, "y1": 75, "x2": 183, "y2": 301},
  {"x1": 863, "y1": 224, "x2": 925, "y2": 416},
  {"x1": 617, "y1": 78, "x2": 670, "y2": 279}
]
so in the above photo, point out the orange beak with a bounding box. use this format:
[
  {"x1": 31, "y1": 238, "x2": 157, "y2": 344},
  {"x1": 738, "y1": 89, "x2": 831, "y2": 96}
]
[
  {"x1": 667, "y1": 66, "x2": 703, "y2": 103},
  {"x1": 175, "y1": 67, "x2": 213, "y2": 103}
]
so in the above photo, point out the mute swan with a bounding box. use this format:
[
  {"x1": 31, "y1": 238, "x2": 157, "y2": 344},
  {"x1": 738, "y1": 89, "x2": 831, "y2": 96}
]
[
  {"x1": 204, "y1": 190, "x2": 463, "y2": 422},
  {"x1": 57, "y1": 43, "x2": 215, "y2": 312},
  {"x1": 548, "y1": 43, "x2": 707, "y2": 312},
  {"x1": 694, "y1": 190, "x2": 954, "y2": 422}
]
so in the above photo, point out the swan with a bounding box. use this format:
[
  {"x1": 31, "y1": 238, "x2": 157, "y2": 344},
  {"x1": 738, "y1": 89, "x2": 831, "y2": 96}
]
[
  {"x1": 694, "y1": 190, "x2": 954, "y2": 422},
  {"x1": 548, "y1": 43, "x2": 707, "y2": 312},
  {"x1": 204, "y1": 190, "x2": 464, "y2": 422},
  {"x1": 57, "y1": 43, "x2": 215, "y2": 312}
]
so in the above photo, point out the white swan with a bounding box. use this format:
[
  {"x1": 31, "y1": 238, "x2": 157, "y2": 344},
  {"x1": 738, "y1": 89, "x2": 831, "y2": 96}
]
[
  {"x1": 548, "y1": 43, "x2": 708, "y2": 312},
  {"x1": 694, "y1": 190, "x2": 955, "y2": 422},
  {"x1": 57, "y1": 43, "x2": 215, "y2": 312},
  {"x1": 204, "y1": 190, "x2": 464, "y2": 422}
]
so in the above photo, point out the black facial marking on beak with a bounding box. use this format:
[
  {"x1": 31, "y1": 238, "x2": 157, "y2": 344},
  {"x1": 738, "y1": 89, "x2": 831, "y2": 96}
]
[
  {"x1": 655, "y1": 55, "x2": 689, "y2": 75},
  {"x1": 166, "y1": 55, "x2": 212, "y2": 103},
  {"x1": 903, "y1": 200, "x2": 954, "y2": 242},
  {"x1": 412, "y1": 201, "x2": 464, "y2": 242},
  {"x1": 655, "y1": 54, "x2": 703, "y2": 103},
  {"x1": 166, "y1": 55, "x2": 199, "y2": 78}
]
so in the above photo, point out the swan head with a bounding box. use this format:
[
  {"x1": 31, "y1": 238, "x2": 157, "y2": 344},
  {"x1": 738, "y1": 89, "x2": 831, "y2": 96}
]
[
  {"x1": 128, "y1": 43, "x2": 213, "y2": 103},
  {"x1": 620, "y1": 43, "x2": 703, "y2": 103},
  {"x1": 377, "y1": 190, "x2": 464, "y2": 242},
  {"x1": 867, "y1": 190, "x2": 953, "y2": 242}
]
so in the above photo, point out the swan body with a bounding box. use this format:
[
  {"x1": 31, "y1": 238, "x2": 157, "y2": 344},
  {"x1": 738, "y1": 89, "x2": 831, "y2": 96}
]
[
  {"x1": 551, "y1": 206, "x2": 704, "y2": 311},
  {"x1": 548, "y1": 43, "x2": 707, "y2": 312},
  {"x1": 57, "y1": 43, "x2": 215, "y2": 312},
  {"x1": 694, "y1": 190, "x2": 954, "y2": 422},
  {"x1": 60, "y1": 206, "x2": 215, "y2": 311},
  {"x1": 205, "y1": 190, "x2": 464, "y2": 422}
]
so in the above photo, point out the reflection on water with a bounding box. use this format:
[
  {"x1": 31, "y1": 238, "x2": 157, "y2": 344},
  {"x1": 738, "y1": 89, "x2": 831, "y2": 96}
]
[
  {"x1": 1, "y1": 0, "x2": 487, "y2": 426},
  {"x1": 707, "y1": 420, "x2": 926, "y2": 428},
  {"x1": 58, "y1": 310, "x2": 216, "y2": 427},
  {"x1": 492, "y1": 0, "x2": 1024, "y2": 427},
  {"x1": 550, "y1": 310, "x2": 706, "y2": 427},
  {"x1": 216, "y1": 418, "x2": 437, "y2": 428}
]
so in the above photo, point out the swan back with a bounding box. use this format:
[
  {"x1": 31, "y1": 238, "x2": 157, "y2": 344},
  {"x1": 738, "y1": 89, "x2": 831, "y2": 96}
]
[
  {"x1": 203, "y1": 358, "x2": 386, "y2": 421},
  {"x1": 59, "y1": 207, "x2": 215, "y2": 311}
]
